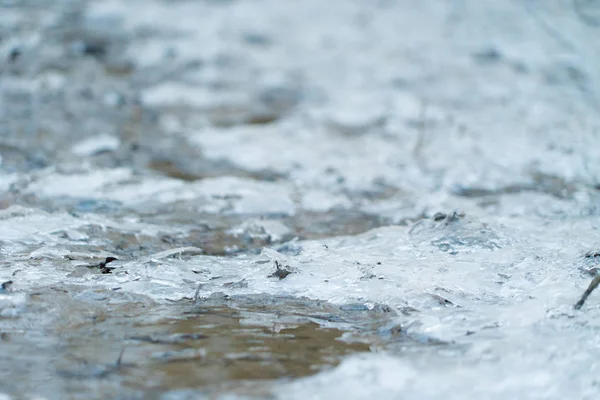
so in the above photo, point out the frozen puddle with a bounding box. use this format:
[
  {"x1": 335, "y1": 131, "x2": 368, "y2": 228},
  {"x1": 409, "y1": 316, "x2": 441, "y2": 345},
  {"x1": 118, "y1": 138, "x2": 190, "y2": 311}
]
[
  {"x1": 0, "y1": 288, "x2": 391, "y2": 399},
  {"x1": 1, "y1": 204, "x2": 600, "y2": 398}
]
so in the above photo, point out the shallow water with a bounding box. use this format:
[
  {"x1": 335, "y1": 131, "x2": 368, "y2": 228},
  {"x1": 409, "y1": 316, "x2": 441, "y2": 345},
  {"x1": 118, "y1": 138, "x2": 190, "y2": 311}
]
[
  {"x1": 1, "y1": 287, "x2": 388, "y2": 399},
  {"x1": 1, "y1": 0, "x2": 600, "y2": 398}
]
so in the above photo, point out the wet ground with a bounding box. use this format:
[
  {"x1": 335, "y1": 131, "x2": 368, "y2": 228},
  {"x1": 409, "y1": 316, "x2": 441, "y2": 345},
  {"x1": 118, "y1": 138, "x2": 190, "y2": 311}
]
[{"x1": 1, "y1": 0, "x2": 600, "y2": 399}]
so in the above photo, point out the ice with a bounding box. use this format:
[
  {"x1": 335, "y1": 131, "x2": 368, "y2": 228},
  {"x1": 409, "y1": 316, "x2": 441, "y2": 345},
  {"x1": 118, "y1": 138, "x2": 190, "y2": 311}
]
[
  {"x1": 24, "y1": 169, "x2": 296, "y2": 215},
  {"x1": 0, "y1": 208, "x2": 585, "y2": 398},
  {"x1": 2, "y1": 0, "x2": 600, "y2": 398},
  {"x1": 71, "y1": 134, "x2": 120, "y2": 157},
  {"x1": 3, "y1": 210, "x2": 592, "y2": 343},
  {"x1": 277, "y1": 349, "x2": 587, "y2": 400}
]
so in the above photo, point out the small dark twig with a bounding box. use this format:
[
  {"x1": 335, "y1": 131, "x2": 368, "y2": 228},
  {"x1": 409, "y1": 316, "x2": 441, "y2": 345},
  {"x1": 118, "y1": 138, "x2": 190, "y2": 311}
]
[
  {"x1": 269, "y1": 261, "x2": 293, "y2": 280},
  {"x1": 86, "y1": 257, "x2": 118, "y2": 274},
  {"x1": 116, "y1": 346, "x2": 126, "y2": 368},
  {"x1": 574, "y1": 275, "x2": 600, "y2": 309}
]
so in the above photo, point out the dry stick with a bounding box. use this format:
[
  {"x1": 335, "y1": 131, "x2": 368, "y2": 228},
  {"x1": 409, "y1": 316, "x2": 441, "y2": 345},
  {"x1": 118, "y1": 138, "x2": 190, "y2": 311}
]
[{"x1": 574, "y1": 275, "x2": 600, "y2": 309}]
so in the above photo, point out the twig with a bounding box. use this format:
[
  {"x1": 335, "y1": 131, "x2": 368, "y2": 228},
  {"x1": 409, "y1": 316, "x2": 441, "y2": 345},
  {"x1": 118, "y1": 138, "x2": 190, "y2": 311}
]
[
  {"x1": 116, "y1": 346, "x2": 126, "y2": 368},
  {"x1": 574, "y1": 275, "x2": 600, "y2": 309}
]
